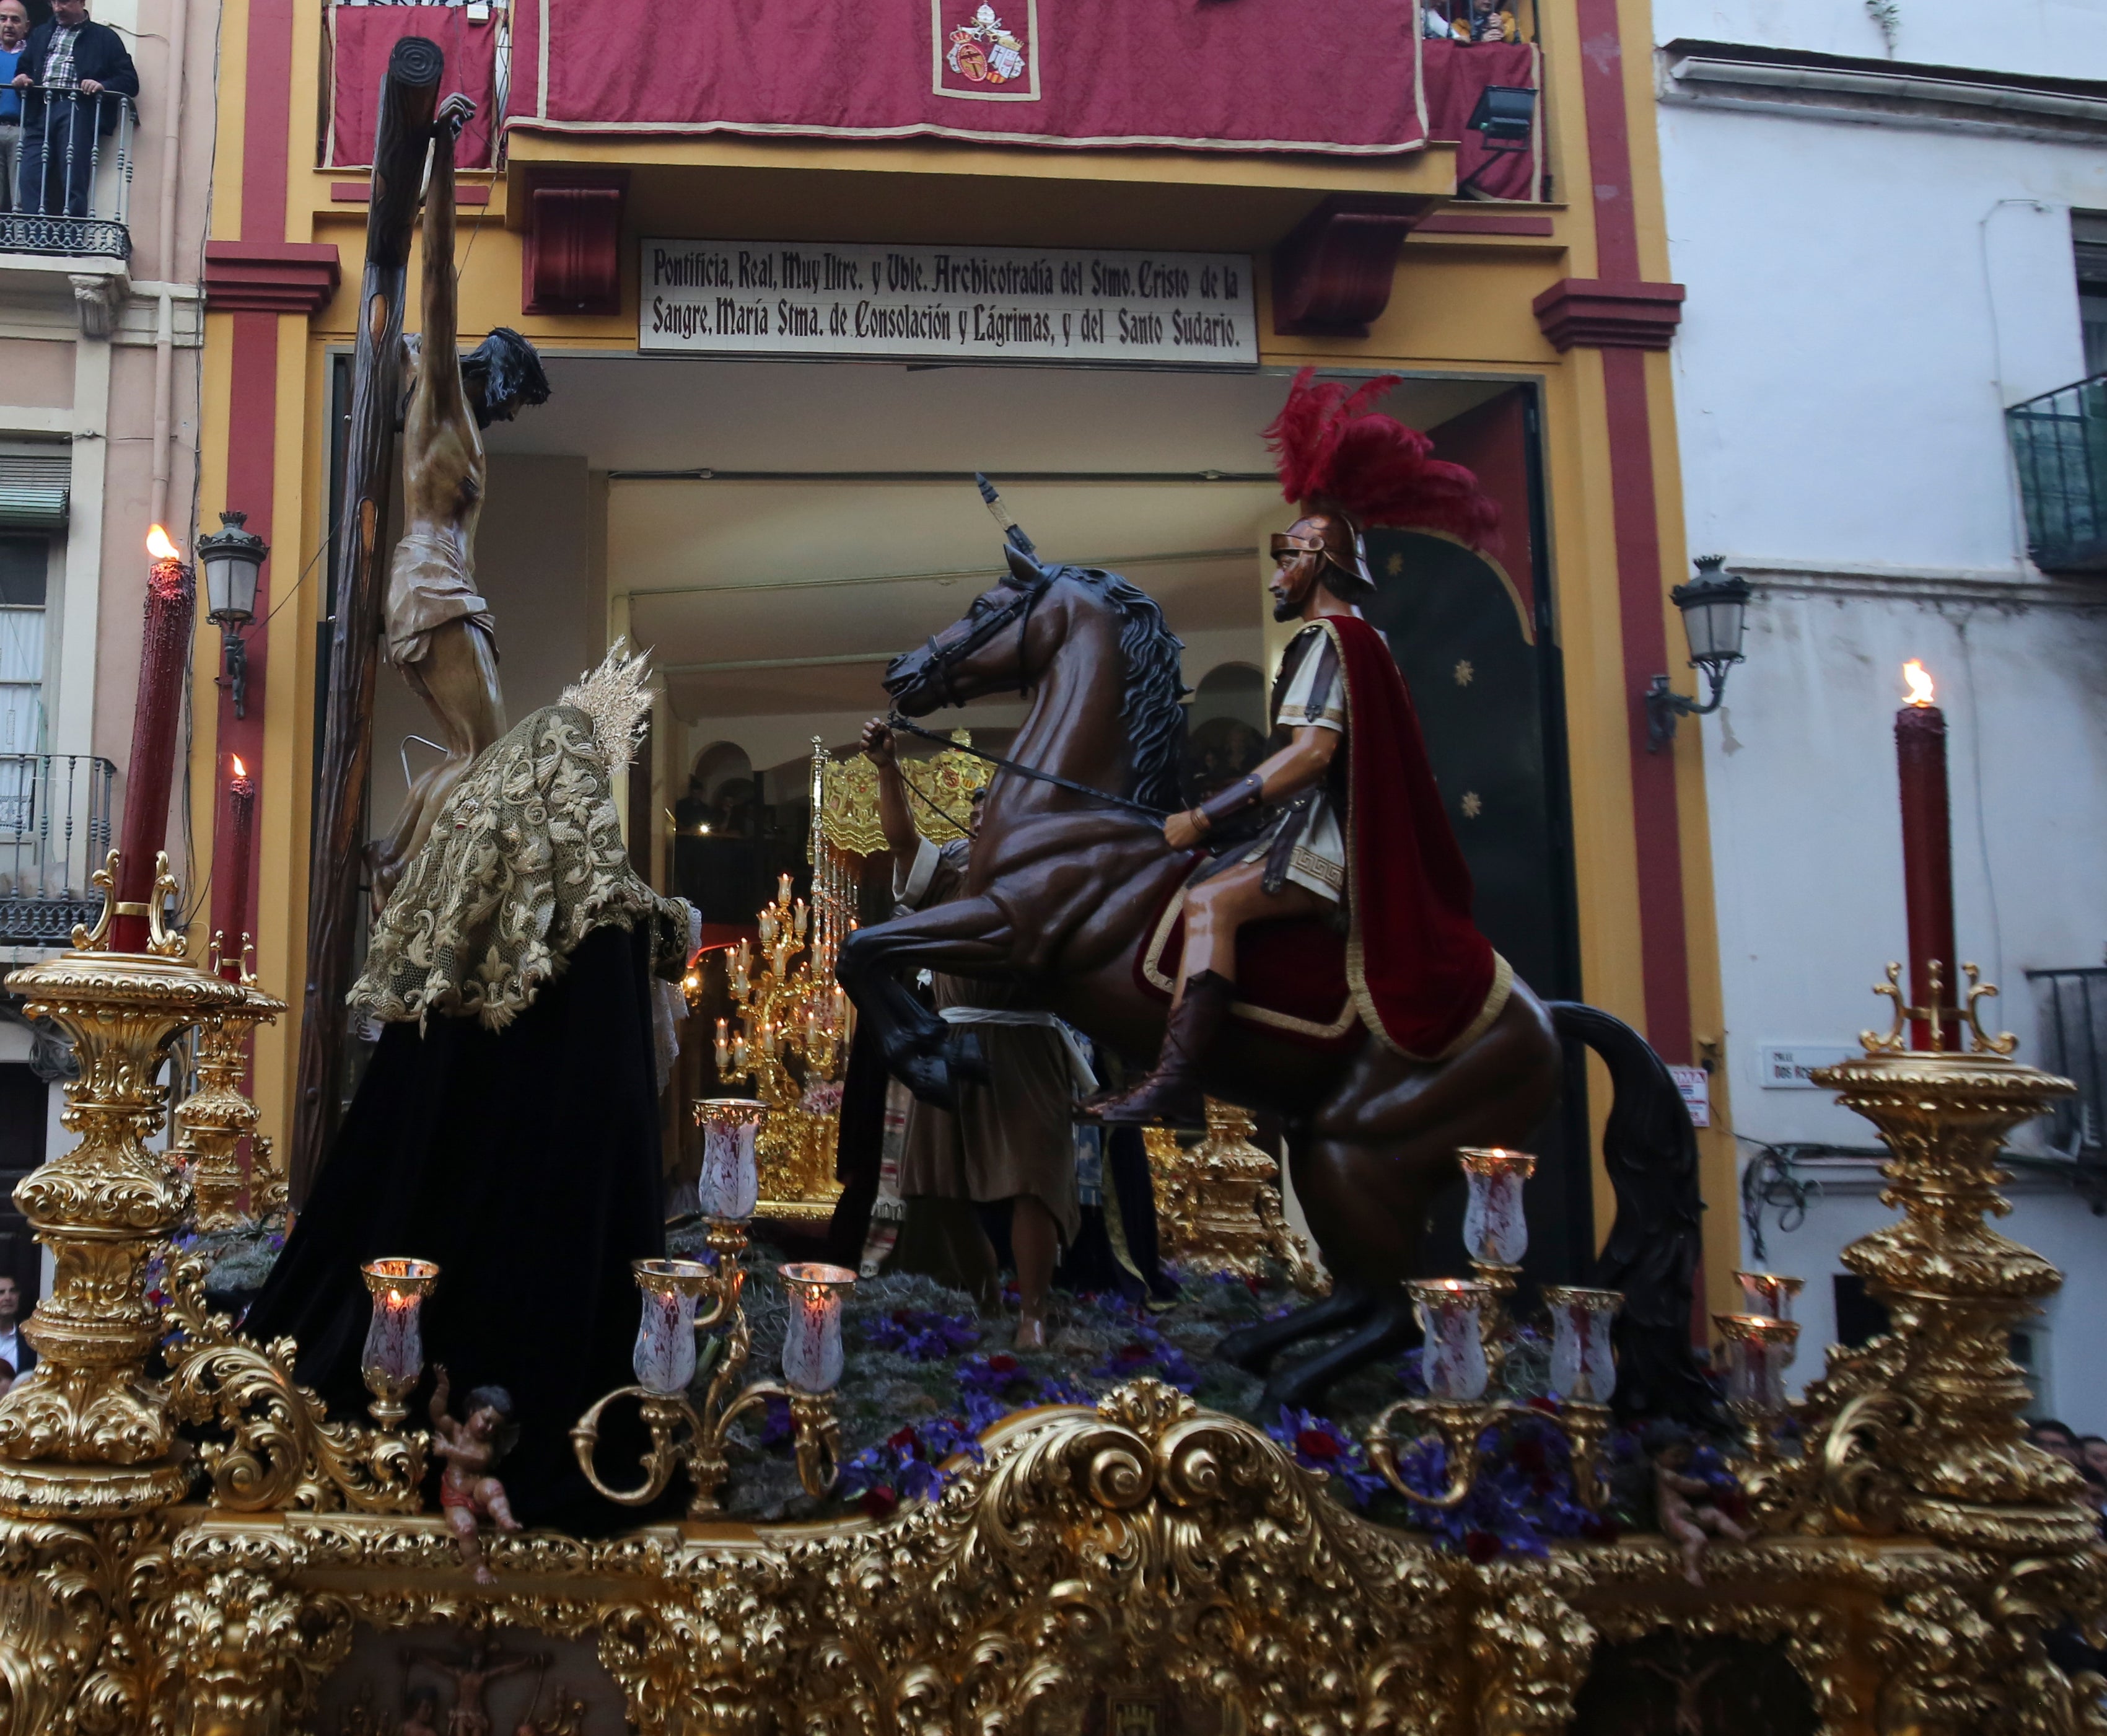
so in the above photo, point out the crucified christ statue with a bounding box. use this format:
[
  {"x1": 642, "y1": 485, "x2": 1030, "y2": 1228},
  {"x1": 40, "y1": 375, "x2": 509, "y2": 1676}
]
[{"x1": 367, "y1": 90, "x2": 549, "y2": 910}]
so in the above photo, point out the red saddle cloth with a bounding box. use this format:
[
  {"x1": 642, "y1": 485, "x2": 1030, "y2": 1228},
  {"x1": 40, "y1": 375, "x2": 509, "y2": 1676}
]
[{"x1": 1135, "y1": 882, "x2": 1360, "y2": 1053}]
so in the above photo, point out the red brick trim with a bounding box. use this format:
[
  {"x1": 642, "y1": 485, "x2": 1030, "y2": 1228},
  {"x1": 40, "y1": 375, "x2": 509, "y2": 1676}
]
[
  {"x1": 1414, "y1": 212, "x2": 1556, "y2": 237},
  {"x1": 203, "y1": 241, "x2": 343, "y2": 315},
  {"x1": 1531, "y1": 277, "x2": 1685, "y2": 351}
]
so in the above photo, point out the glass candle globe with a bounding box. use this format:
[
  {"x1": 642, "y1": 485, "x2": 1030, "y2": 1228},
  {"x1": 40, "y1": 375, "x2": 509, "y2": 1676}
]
[
  {"x1": 1541, "y1": 1285, "x2": 1621, "y2": 1404},
  {"x1": 1410, "y1": 1278, "x2": 1491, "y2": 1401},
  {"x1": 693, "y1": 1097, "x2": 767, "y2": 1222},
  {"x1": 631, "y1": 1259, "x2": 712, "y2": 1395},
  {"x1": 1735, "y1": 1271, "x2": 1803, "y2": 1322},
  {"x1": 1459, "y1": 1147, "x2": 1535, "y2": 1266},
  {"x1": 779, "y1": 1262, "x2": 856, "y2": 1394},
  {"x1": 359, "y1": 1258, "x2": 440, "y2": 1398}
]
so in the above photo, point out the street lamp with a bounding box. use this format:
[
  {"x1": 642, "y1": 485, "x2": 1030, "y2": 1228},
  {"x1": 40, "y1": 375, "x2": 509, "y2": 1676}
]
[
  {"x1": 1646, "y1": 555, "x2": 1751, "y2": 752},
  {"x1": 197, "y1": 511, "x2": 268, "y2": 720}
]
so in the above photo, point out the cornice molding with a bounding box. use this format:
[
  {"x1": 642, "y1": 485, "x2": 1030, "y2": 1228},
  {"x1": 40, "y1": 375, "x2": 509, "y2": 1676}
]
[
  {"x1": 203, "y1": 241, "x2": 342, "y2": 316},
  {"x1": 1531, "y1": 276, "x2": 1684, "y2": 351},
  {"x1": 1737, "y1": 559, "x2": 2107, "y2": 611}
]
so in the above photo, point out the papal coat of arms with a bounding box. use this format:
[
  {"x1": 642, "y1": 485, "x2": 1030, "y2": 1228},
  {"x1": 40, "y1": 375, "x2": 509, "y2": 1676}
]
[{"x1": 933, "y1": 0, "x2": 1039, "y2": 100}]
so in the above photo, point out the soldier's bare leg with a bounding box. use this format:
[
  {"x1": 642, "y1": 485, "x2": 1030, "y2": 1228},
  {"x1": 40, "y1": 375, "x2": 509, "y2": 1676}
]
[{"x1": 1010, "y1": 1194, "x2": 1058, "y2": 1348}]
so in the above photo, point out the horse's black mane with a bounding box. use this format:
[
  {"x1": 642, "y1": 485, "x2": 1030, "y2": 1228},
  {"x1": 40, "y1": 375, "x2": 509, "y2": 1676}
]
[{"x1": 1053, "y1": 564, "x2": 1188, "y2": 814}]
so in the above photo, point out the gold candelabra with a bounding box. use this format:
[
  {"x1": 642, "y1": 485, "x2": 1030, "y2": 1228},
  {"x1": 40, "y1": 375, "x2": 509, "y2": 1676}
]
[
  {"x1": 569, "y1": 1219, "x2": 848, "y2": 1516},
  {"x1": 171, "y1": 931, "x2": 287, "y2": 1230},
  {"x1": 712, "y1": 872, "x2": 854, "y2": 1219},
  {"x1": 1365, "y1": 1278, "x2": 1622, "y2": 1512}
]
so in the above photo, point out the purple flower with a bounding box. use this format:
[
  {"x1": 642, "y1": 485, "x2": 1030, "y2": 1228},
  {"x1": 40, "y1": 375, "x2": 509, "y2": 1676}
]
[
  {"x1": 1266, "y1": 1408, "x2": 1389, "y2": 1509},
  {"x1": 838, "y1": 1413, "x2": 987, "y2": 1512},
  {"x1": 861, "y1": 1307, "x2": 982, "y2": 1362}
]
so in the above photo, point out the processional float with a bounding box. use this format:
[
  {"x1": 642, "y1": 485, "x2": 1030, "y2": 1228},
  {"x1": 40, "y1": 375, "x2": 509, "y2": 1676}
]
[{"x1": 0, "y1": 33, "x2": 2100, "y2": 1734}]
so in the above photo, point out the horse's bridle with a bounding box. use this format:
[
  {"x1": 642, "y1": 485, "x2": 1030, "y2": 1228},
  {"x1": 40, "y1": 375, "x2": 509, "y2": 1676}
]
[
  {"x1": 892, "y1": 574, "x2": 1170, "y2": 822},
  {"x1": 918, "y1": 577, "x2": 1045, "y2": 708}
]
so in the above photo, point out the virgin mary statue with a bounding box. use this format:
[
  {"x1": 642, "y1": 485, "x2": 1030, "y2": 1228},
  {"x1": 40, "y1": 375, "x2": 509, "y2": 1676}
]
[{"x1": 246, "y1": 644, "x2": 696, "y2": 1530}]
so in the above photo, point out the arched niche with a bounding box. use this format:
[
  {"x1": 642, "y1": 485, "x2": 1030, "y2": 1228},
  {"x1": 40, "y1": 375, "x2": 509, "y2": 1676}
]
[{"x1": 1184, "y1": 661, "x2": 1268, "y2": 801}]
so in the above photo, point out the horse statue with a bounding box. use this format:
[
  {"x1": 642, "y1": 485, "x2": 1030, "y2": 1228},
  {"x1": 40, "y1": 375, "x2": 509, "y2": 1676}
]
[{"x1": 837, "y1": 548, "x2": 1708, "y2": 1413}]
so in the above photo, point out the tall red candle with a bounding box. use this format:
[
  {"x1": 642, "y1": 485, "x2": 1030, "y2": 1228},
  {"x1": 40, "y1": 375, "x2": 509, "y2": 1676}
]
[
  {"x1": 219, "y1": 756, "x2": 255, "y2": 980},
  {"x1": 1895, "y1": 660, "x2": 1958, "y2": 1051},
  {"x1": 111, "y1": 527, "x2": 198, "y2": 953}
]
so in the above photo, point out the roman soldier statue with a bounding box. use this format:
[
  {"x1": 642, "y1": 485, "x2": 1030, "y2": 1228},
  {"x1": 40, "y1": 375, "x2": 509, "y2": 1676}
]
[{"x1": 1087, "y1": 369, "x2": 1509, "y2": 1126}]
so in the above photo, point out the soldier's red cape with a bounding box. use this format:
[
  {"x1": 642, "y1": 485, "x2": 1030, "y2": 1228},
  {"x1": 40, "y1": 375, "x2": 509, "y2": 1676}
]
[{"x1": 1323, "y1": 612, "x2": 1512, "y2": 1058}]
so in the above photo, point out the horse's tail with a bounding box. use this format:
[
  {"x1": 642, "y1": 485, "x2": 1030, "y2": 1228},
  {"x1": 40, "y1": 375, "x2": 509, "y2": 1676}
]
[{"x1": 1547, "y1": 1001, "x2": 1722, "y2": 1427}]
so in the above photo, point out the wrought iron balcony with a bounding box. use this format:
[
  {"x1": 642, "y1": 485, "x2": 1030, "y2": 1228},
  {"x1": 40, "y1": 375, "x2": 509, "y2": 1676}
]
[
  {"x1": 2025, "y1": 967, "x2": 2107, "y2": 1164},
  {"x1": 0, "y1": 755, "x2": 115, "y2": 952},
  {"x1": 0, "y1": 87, "x2": 135, "y2": 261},
  {"x1": 2007, "y1": 372, "x2": 2107, "y2": 576}
]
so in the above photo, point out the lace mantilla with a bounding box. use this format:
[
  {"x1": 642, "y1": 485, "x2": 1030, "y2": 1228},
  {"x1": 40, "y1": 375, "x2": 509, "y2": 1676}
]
[{"x1": 351, "y1": 702, "x2": 693, "y2": 1030}]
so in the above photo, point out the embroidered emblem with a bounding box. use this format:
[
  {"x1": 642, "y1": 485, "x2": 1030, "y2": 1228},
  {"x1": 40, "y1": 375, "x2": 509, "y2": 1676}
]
[{"x1": 933, "y1": 0, "x2": 1040, "y2": 102}]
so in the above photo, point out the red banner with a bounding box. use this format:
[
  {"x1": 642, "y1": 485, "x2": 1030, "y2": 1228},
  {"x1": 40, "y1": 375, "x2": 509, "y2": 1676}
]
[
  {"x1": 502, "y1": 0, "x2": 1427, "y2": 156},
  {"x1": 327, "y1": 6, "x2": 499, "y2": 170}
]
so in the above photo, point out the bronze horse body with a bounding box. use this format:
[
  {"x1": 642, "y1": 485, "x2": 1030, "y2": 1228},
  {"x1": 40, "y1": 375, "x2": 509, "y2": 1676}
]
[{"x1": 838, "y1": 552, "x2": 1681, "y2": 1409}]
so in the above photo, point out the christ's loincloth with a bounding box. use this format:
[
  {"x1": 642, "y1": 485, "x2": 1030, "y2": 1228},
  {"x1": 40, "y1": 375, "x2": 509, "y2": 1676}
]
[{"x1": 386, "y1": 525, "x2": 497, "y2": 668}]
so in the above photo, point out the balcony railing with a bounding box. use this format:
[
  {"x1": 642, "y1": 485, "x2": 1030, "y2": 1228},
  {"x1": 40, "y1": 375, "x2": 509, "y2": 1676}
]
[
  {"x1": 2007, "y1": 372, "x2": 2107, "y2": 576},
  {"x1": 0, "y1": 87, "x2": 134, "y2": 260},
  {"x1": 0, "y1": 755, "x2": 114, "y2": 949}
]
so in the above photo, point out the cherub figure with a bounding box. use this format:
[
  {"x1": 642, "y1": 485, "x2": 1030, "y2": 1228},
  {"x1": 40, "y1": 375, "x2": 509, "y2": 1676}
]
[
  {"x1": 429, "y1": 1366, "x2": 523, "y2": 1585},
  {"x1": 398, "y1": 1688, "x2": 442, "y2": 1736},
  {"x1": 1652, "y1": 1434, "x2": 1751, "y2": 1587}
]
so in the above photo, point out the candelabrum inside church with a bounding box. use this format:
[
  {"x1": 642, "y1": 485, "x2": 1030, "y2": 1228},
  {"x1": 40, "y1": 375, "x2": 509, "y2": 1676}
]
[{"x1": 0, "y1": 0, "x2": 2098, "y2": 1729}]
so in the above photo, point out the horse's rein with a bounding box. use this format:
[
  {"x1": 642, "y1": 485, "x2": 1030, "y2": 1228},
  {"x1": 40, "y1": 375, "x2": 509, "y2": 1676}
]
[{"x1": 883, "y1": 712, "x2": 1170, "y2": 821}]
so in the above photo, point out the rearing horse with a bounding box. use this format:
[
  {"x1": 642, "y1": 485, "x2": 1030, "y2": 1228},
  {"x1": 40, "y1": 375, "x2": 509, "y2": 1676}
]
[{"x1": 838, "y1": 550, "x2": 1683, "y2": 1409}]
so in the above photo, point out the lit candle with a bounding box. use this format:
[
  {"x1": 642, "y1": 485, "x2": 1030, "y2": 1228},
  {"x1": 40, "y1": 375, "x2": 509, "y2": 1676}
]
[
  {"x1": 779, "y1": 1262, "x2": 856, "y2": 1393},
  {"x1": 778, "y1": 872, "x2": 793, "y2": 905},
  {"x1": 715, "y1": 1018, "x2": 731, "y2": 1071},
  {"x1": 112, "y1": 527, "x2": 198, "y2": 952},
  {"x1": 1896, "y1": 660, "x2": 1958, "y2": 1050},
  {"x1": 219, "y1": 755, "x2": 256, "y2": 980},
  {"x1": 693, "y1": 1097, "x2": 766, "y2": 1221},
  {"x1": 359, "y1": 1257, "x2": 440, "y2": 1416},
  {"x1": 1409, "y1": 1278, "x2": 1491, "y2": 1401},
  {"x1": 1458, "y1": 1147, "x2": 1535, "y2": 1267},
  {"x1": 1735, "y1": 1271, "x2": 1803, "y2": 1322},
  {"x1": 1714, "y1": 1312, "x2": 1800, "y2": 1419},
  {"x1": 631, "y1": 1258, "x2": 712, "y2": 1395},
  {"x1": 1541, "y1": 1285, "x2": 1621, "y2": 1404}
]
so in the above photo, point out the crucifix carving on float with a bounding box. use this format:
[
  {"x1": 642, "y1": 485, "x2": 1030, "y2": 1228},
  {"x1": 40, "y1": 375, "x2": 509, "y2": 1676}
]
[{"x1": 294, "y1": 38, "x2": 548, "y2": 1199}]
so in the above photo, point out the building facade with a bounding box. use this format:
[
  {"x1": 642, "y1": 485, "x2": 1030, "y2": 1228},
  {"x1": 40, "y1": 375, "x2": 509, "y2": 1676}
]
[
  {"x1": 195, "y1": 0, "x2": 1742, "y2": 1310},
  {"x1": 0, "y1": 0, "x2": 216, "y2": 1299},
  {"x1": 1654, "y1": 0, "x2": 2107, "y2": 1401}
]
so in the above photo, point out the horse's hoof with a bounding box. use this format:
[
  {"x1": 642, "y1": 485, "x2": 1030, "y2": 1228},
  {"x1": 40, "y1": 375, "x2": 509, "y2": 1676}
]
[
  {"x1": 947, "y1": 1029, "x2": 990, "y2": 1085},
  {"x1": 1215, "y1": 1320, "x2": 1284, "y2": 1376},
  {"x1": 896, "y1": 1050, "x2": 960, "y2": 1111}
]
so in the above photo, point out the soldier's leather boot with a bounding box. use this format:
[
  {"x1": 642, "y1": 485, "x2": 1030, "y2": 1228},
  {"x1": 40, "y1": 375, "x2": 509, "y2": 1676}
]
[{"x1": 1083, "y1": 970, "x2": 1233, "y2": 1129}]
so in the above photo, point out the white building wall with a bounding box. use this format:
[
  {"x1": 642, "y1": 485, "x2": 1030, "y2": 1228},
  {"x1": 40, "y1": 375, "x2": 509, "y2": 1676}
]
[{"x1": 1654, "y1": 0, "x2": 2107, "y2": 1408}]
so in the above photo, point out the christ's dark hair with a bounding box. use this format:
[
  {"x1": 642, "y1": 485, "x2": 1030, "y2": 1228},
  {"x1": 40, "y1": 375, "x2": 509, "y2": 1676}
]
[{"x1": 462, "y1": 328, "x2": 551, "y2": 428}]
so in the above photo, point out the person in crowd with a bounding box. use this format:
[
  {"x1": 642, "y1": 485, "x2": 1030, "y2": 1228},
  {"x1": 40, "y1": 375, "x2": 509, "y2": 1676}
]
[
  {"x1": 1465, "y1": 0, "x2": 1519, "y2": 43},
  {"x1": 861, "y1": 717, "x2": 1085, "y2": 1348},
  {"x1": 2079, "y1": 1435, "x2": 2107, "y2": 1484},
  {"x1": 10, "y1": 0, "x2": 138, "y2": 219},
  {"x1": 2030, "y1": 1418, "x2": 2083, "y2": 1468},
  {"x1": 1422, "y1": 5, "x2": 1454, "y2": 37},
  {"x1": 0, "y1": 1274, "x2": 35, "y2": 1382},
  {"x1": 0, "y1": 0, "x2": 30, "y2": 215}
]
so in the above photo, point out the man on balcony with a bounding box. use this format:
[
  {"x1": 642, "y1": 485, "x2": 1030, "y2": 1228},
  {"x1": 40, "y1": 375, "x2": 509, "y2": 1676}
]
[
  {"x1": 0, "y1": 1, "x2": 28, "y2": 215},
  {"x1": 9, "y1": 0, "x2": 136, "y2": 221}
]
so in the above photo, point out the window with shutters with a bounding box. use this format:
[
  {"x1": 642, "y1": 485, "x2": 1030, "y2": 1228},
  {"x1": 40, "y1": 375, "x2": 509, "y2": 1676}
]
[{"x1": 0, "y1": 538, "x2": 46, "y2": 762}]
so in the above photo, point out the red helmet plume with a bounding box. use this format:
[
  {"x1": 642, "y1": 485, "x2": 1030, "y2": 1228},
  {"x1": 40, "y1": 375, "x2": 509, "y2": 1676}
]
[{"x1": 1262, "y1": 368, "x2": 1500, "y2": 550}]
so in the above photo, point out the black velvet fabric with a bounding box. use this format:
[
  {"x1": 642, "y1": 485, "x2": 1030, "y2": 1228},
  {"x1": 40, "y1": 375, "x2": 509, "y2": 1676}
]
[{"x1": 245, "y1": 923, "x2": 665, "y2": 1532}]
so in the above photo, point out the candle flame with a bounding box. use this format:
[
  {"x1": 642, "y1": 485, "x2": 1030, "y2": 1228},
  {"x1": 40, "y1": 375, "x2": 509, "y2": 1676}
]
[
  {"x1": 230, "y1": 755, "x2": 247, "y2": 778},
  {"x1": 1903, "y1": 660, "x2": 1935, "y2": 707},
  {"x1": 146, "y1": 525, "x2": 180, "y2": 561}
]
